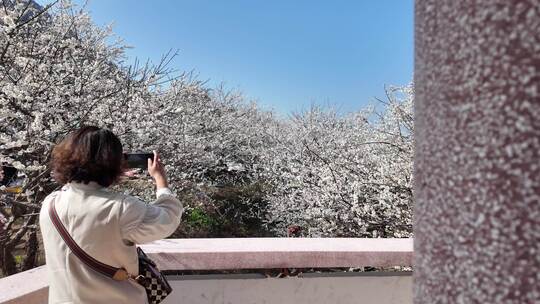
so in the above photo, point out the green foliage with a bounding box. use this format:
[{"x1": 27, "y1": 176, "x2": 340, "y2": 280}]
[
  {"x1": 13, "y1": 255, "x2": 23, "y2": 265},
  {"x1": 172, "y1": 181, "x2": 273, "y2": 238},
  {"x1": 184, "y1": 207, "x2": 217, "y2": 230}
]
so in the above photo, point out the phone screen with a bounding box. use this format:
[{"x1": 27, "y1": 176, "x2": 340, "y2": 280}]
[{"x1": 124, "y1": 153, "x2": 154, "y2": 169}]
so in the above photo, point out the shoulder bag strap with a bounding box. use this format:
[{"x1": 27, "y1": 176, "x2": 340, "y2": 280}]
[{"x1": 48, "y1": 198, "x2": 131, "y2": 281}]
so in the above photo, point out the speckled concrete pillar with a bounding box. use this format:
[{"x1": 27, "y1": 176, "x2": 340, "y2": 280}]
[{"x1": 414, "y1": 1, "x2": 540, "y2": 303}]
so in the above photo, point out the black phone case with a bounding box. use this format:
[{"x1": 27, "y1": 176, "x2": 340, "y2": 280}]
[{"x1": 125, "y1": 153, "x2": 153, "y2": 169}]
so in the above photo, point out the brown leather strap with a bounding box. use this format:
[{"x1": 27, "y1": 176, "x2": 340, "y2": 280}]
[{"x1": 48, "y1": 198, "x2": 126, "y2": 279}]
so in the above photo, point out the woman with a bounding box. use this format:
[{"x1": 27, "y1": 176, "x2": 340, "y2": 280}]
[{"x1": 39, "y1": 126, "x2": 183, "y2": 304}]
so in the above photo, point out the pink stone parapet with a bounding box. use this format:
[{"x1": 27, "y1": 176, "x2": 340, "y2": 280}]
[
  {"x1": 0, "y1": 266, "x2": 48, "y2": 304},
  {"x1": 0, "y1": 238, "x2": 413, "y2": 303},
  {"x1": 140, "y1": 238, "x2": 413, "y2": 270}
]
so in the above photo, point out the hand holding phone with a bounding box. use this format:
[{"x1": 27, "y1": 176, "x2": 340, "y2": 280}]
[
  {"x1": 124, "y1": 151, "x2": 168, "y2": 189},
  {"x1": 147, "y1": 151, "x2": 168, "y2": 189}
]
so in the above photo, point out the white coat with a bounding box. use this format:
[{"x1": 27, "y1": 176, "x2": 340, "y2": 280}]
[{"x1": 39, "y1": 181, "x2": 183, "y2": 304}]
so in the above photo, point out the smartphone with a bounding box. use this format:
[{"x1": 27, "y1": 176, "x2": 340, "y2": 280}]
[{"x1": 124, "y1": 153, "x2": 154, "y2": 169}]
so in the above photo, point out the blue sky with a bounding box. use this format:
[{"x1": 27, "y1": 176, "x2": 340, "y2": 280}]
[{"x1": 44, "y1": 0, "x2": 414, "y2": 115}]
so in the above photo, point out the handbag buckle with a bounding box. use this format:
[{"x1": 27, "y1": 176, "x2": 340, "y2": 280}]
[{"x1": 134, "y1": 274, "x2": 150, "y2": 287}]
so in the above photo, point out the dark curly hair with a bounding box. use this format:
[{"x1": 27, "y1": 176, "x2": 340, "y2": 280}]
[{"x1": 51, "y1": 126, "x2": 124, "y2": 187}]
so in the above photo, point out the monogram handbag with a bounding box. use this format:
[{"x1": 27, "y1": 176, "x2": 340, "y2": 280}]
[{"x1": 48, "y1": 199, "x2": 173, "y2": 304}]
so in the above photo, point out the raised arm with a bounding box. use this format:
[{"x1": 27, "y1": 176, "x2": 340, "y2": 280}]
[
  {"x1": 119, "y1": 189, "x2": 183, "y2": 244},
  {"x1": 119, "y1": 151, "x2": 183, "y2": 244}
]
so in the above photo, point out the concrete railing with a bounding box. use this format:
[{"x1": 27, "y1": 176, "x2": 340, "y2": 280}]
[{"x1": 0, "y1": 238, "x2": 413, "y2": 304}]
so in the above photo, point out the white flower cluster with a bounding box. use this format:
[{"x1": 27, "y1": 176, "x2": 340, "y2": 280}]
[{"x1": 259, "y1": 84, "x2": 414, "y2": 237}]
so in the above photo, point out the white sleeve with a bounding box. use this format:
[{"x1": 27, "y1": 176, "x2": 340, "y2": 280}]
[{"x1": 119, "y1": 188, "x2": 183, "y2": 244}]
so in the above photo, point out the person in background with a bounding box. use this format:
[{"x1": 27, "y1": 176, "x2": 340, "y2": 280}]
[{"x1": 39, "y1": 126, "x2": 183, "y2": 304}]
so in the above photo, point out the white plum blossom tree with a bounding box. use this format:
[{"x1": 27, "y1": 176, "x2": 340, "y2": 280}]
[
  {"x1": 0, "y1": 0, "x2": 414, "y2": 276},
  {"x1": 260, "y1": 85, "x2": 414, "y2": 237},
  {"x1": 0, "y1": 0, "x2": 276, "y2": 274},
  {"x1": 0, "y1": 0, "x2": 175, "y2": 275}
]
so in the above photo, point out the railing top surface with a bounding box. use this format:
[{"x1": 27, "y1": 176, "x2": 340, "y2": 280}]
[
  {"x1": 0, "y1": 266, "x2": 48, "y2": 304},
  {"x1": 141, "y1": 238, "x2": 413, "y2": 271},
  {"x1": 141, "y1": 238, "x2": 413, "y2": 253}
]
